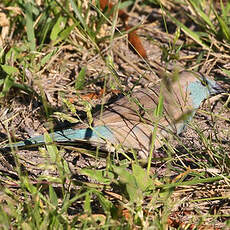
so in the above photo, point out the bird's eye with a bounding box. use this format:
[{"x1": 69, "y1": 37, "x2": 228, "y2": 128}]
[{"x1": 201, "y1": 79, "x2": 208, "y2": 86}]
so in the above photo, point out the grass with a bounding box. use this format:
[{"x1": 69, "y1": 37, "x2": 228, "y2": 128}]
[{"x1": 0, "y1": 0, "x2": 230, "y2": 229}]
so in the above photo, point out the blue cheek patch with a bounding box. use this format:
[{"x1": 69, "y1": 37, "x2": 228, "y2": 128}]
[{"x1": 188, "y1": 81, "x2": 209, "y2": 108}]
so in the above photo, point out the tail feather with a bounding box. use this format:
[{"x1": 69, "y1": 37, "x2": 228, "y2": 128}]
[{"x1": 1, "y1": 125, "x2": 115, "y2": 151}]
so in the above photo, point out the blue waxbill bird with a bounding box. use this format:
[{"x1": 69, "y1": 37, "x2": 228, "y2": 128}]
[{"x1": 1, "y1": 71, "x2": 224, "y2": 158}]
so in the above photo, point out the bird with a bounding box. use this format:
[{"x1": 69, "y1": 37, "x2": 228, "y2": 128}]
[{"x1": 1, "y1": 71, "x2": 224, "y2": 158}]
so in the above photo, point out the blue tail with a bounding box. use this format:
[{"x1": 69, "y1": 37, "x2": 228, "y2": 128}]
[{"x1": 1, "y1": 125, "x2": 115, "y2": 150}]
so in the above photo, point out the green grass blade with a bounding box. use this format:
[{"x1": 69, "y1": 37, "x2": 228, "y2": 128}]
[
  {"x1": 0, "y1": 75, "x2": 14, "y2": 97},
  {"x1": 215, "y1": 11, "x2": 230, "y2": 41},
  {"x1": 24, "y1": 2, "x2": 36, "y2": 51},
  {"x1": 166, "y1": 10, "x2": 210, "y2": 50},
  {"x1": 50, "y1": 15, "x2": 67, "y2": 41},
  {"x1": 69, "y1": 0, "x2": 92, "y2": 37},
  {"x1": 189, "y1": 0, "x2": 216, "y2": 32},
  {"x1": 49, "y1": 185, "x2": 58, "y2": 207},
  {"x1": 75, "y1": 66, "x2": 86, "y2": 90}
]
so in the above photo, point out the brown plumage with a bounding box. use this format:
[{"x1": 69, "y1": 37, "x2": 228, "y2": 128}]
[{"x1": 72, "y1": 71, "x2": 223, "y2": 158}]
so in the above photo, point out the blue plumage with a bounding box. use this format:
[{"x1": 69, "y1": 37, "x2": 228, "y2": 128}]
[
  {"x1": 188, "y1": 78, "x2": 222, "y2": 108},
  {"x1": 5, "y1": 126, "x2": 115, "y2": 149}
]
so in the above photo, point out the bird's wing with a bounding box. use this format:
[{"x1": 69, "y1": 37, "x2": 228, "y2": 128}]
[{"x1": 73, "y1": 82, "x2": 194, "y2": 155}]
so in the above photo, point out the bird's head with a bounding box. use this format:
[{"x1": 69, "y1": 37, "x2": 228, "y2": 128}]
[{"x1": 171, "y1": 71, "x2": 225, "y2": 109}]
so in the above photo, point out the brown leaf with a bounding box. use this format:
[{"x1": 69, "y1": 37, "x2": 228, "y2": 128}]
[{"x1": 126, "y1": 25, "x2": 147, "y2": 59}]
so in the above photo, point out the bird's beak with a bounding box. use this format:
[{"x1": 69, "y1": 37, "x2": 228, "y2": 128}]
[{"x1": 211, "y1": 83, "x2": 226, "y2": 95}]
